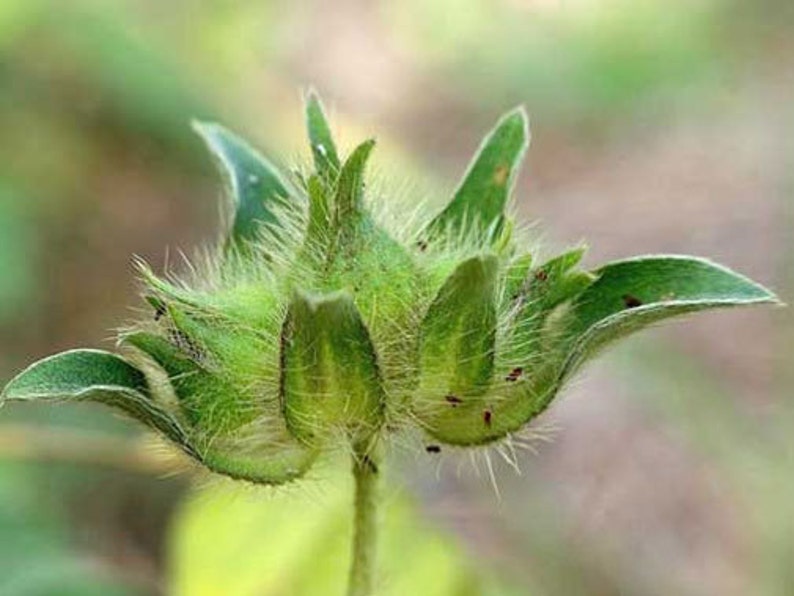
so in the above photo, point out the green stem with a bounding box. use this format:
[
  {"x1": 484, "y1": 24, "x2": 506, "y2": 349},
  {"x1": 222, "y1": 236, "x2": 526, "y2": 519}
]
[{"x1": 348, "y1": 443, "x2": 380, "y2": 596}]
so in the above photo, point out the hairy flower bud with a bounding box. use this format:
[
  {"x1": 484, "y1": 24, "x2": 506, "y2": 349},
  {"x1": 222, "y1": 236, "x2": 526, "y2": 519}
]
[{"x1": 1, "y1": 91, "x2": 778, "y2": 485}]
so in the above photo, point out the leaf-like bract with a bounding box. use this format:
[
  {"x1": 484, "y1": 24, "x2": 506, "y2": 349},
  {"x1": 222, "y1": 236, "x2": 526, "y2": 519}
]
[
  {"x1": 415, "y1": 256, "x2": 500, "y2": 442},
  {"x1": 1, "y1": 349, "x2": 192, "y2": 452},
  {"x1": 123, "y1": 331, "x2": 225, "y2": 427},
  {"x1": 193, "y1": 122, "x2": 292, "y2": 248},
  {"x1": 125, "y1": 332, "x2": 316, "y2": 485},
  {"x1": 419, "y1": 255, "x2": 498, "y2": 397},
  {"x1": 333, "y1": 139, "x2": 376, "y2": 225},
  {"x1": 557, "y1": 255, "x2": 779, "y2": 386},
  {"x1": 305, "y1": 90, "x2": 341, "y2": 180},
  {"x1": 426, "y1": 108, "x2": 529, "y2": 242},
  {"x1": 421, "y1": 255, "x2": 778, "y2": 446},
  {"x1": 281, "y1": 291, "x2": 385, "y2": 445}
]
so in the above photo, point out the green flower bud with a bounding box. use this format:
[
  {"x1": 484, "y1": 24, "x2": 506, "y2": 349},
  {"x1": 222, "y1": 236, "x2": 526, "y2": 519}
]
[{"x1": 1, "y1": 92, "x2": 778, "y2": 485}]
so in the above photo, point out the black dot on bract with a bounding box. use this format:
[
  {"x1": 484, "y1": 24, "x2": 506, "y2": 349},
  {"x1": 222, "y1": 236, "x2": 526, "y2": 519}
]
[
  {"x1": 505, "y1": 367, "x2": 523, "y2": 382},
  {"x1": 622, "y1": 294, "x2": 643, "y2": 309}
]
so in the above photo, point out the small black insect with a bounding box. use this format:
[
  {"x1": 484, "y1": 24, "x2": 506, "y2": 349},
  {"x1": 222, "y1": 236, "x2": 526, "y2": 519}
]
[
  {"x1": 534, "y1": 269, "x2": 548, "y2": 282},
  {"x1": 483, "y1": 410, "x2": 492, "y2": 426},
  {"x1": 444, "y1": 394, "x2": 463, "y2": 406},
  {"x1": 362, "y1": 454, "x2": 378, "y2": 474},
  {"x1": 425, "y1": 445, "x2": 441, "y2": 454},
  {"x1": 146, "y1": 296, "x2": 167, "y2": 321},
  {"x1": 168, "y1": 328, "x2": 205, "y2": 362},
  {"x1": 505, "y1": 367, "x2": 523, "y2": 382},
  {"x1": 622, "y1": 294, "x2": 643, "y2": 309},
  {"x1": 154, "y1": 303, "x2": 167, "y2": 321},
  {"x1": 416, "y1": 240, "x2": 428, "y2": 252}
]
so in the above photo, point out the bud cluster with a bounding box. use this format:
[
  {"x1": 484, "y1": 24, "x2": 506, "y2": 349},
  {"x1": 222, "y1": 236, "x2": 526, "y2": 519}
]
[{"x1": 2, "y1": 93, "x2": 776, "y2": 485}]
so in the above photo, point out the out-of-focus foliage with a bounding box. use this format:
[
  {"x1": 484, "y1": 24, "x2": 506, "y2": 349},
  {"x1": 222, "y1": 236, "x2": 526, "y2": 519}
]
[
  {"x1": 388, "y1": 0, "x2": 720, "y2": 123},
  {"x1": 0, "y1": 461, "x2": 135, "y2": 595},
  {"x1": 0, "y1": 186, "x2": 38, "y2": 325},
  {"x1": 169, "y1": 476, "x2": 516, "y2": 596}
]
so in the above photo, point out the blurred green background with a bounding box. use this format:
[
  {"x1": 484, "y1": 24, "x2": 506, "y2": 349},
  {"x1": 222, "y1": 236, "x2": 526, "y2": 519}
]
[{"x1": 0, "y1": 0, "x2": 792, "y2": 594}]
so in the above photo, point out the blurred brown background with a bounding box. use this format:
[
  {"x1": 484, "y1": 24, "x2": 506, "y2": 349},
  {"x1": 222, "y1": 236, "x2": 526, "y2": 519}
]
[{"x1": 0, "y1": 1, "x2": 792, "y2": 594}]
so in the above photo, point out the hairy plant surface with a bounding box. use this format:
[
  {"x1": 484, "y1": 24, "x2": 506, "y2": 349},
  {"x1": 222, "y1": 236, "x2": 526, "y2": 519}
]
[{"x1": 1, "y1": 92, "x2": 778, "y2": 484}]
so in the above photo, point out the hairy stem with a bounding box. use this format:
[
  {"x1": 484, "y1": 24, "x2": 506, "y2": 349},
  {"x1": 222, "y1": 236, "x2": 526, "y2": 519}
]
[{"x1": 348, "y1": 443, "x2": 380, "y2": 596}]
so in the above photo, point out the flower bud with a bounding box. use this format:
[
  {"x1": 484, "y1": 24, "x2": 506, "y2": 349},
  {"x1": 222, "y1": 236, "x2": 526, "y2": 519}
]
[{"x1": 1, "y1": 93, "x2": 777, "y2": 485}]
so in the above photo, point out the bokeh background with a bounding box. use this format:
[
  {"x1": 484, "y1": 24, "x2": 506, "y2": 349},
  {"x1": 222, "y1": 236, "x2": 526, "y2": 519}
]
[{"x1": 0, "y1": 0, "x2": 792, "y2": 594}]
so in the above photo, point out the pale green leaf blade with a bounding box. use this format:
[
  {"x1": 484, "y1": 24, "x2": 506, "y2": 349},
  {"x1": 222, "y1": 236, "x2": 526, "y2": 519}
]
[
  {"x1": 1, "y1": 349, "x2": 191, "y2": 450},
  {"x1": 305, "y1": 90, "x2": 340, "y2": 178},
  {"x1": 559, "y1": 255, "x2": 779, "y2": 383},
  {"x1": 281, "y1": 291, "x2": 385, "y2": 445},
  {"x1": 192, "y1": 121, "x2": 292, "y2": 247},
  {"x1": 426, "y1": 107, "x2": 529, "y2": 242}
]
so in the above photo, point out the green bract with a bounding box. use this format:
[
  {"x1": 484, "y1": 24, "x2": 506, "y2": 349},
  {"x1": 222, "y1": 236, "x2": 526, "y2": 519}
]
[{"x1": 1, "y1": 92, "x2": 778, "y2": 484}]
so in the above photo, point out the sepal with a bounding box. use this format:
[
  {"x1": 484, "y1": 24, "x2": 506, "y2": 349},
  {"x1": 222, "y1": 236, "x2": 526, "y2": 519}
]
[{"x1": 281, "y1": 291, "x2": 385, "y2": 445}]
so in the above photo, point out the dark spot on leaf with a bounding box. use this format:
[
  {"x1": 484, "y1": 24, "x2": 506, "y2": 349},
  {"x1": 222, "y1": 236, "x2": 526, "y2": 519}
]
[
  {"x1": 505, "y1": 367, "x2": 523, "y2": 382},
  {"x1": 444, "y1": 394, "x2": 463, "y2": 406},
  {"x1": 425, "y1": 445, "x2": 441, "y2": 454},
  {"x1": 483, "y1": 410, "x2": 492, "y2": 426},
  {"x1": 622, "y1": 294, "x2": 643, "y2": 309},
  {"x1": 534, "y1": 269, "x2": 548, "y2": 282}
]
